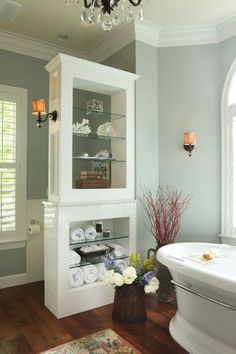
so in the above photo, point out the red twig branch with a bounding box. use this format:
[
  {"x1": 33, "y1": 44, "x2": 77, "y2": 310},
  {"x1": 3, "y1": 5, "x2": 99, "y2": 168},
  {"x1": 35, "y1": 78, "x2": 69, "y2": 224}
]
[{"x1": 140, "y1": 186, "x2": 192, "y2": 247}]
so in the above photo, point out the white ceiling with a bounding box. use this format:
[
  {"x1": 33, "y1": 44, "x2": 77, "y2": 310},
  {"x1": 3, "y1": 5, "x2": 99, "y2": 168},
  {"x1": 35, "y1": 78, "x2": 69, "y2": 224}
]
[{"x1": 1, "y1": 0, "x2": 236, "y2": 53}]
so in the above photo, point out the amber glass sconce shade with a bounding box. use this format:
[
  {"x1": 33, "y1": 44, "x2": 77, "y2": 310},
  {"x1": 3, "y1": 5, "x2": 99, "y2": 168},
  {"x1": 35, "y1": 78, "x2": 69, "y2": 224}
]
[
  {"x1": 183, "y1": 132, "x2": 196, "y2": 157},
  {"x1": 32, "y1": 99, "x2": 57, "y2": 128}
]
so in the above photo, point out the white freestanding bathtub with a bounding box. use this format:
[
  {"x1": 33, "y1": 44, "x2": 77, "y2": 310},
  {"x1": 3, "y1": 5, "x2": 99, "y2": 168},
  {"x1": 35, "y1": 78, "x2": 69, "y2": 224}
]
[{"x1": 156, "y1": 242, "x2": 236, "y2": 354}]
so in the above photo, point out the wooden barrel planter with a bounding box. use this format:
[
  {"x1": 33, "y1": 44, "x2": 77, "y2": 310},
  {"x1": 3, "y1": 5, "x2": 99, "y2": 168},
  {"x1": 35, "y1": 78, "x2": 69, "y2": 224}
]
[{"x1": 112, "y1": 284, "x2": 146, "y2": 323}]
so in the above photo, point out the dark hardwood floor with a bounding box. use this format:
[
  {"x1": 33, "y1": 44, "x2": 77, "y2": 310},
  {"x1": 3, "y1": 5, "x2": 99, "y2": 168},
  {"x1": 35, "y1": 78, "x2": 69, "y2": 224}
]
[{"x1": 0, "y1": 282, "x2": 188, "y2": 354}]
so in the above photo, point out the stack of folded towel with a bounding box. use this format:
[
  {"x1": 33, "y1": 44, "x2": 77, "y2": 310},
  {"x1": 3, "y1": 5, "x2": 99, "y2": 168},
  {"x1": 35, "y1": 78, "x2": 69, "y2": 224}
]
[
  {"x1": 69, "y1": 267, "x2": 84, "y2": 288},
  {"x1": 69, "y1": 249, "x2": 81, "y2": 266},
  {"x1": 83, "y1": 264, "x2": 98, "y2": 284},
  {"x1": 109, "y1": 243, "x2": 126, "y2": 257}
]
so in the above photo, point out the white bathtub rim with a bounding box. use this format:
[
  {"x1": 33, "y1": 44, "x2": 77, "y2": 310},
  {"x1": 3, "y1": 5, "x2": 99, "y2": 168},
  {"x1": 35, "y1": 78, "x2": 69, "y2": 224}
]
[
  {"x1": 170, "y1": 311, "x2": 236, "y2": 354},
  {"x1": 156, "y1": 242, "x2": 236, "y2": 292}
]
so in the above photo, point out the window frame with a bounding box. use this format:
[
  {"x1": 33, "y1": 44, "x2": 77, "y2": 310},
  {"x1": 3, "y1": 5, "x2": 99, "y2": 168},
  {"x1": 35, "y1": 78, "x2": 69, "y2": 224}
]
[{"x1": 0, "y1": 84, "x2": 27, "y2": 249}]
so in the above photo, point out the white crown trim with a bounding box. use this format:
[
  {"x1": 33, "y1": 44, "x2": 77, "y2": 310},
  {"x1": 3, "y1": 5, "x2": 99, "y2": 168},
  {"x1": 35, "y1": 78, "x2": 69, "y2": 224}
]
[
  {"x1": 87, "y1": 19, "x2": 160, "y2": 63},
  {"x1": 0, "y1": 30, "x2": 85, "y2": 61},
  {"x1": 2, "y1": 14, "x2": 236, "y2": 62},
  {"x1": 86, "y1": 21, "x2": 135, "y2": 63},
  {"x1": 134, "y1": 19, "x2": 161, "y2": 47},
  {"x1": 158, "y1": 25, "x2": 218, "y2": 47},
  {"x1": 217, "y1": 13, "x2": 236, "y2": 43}
]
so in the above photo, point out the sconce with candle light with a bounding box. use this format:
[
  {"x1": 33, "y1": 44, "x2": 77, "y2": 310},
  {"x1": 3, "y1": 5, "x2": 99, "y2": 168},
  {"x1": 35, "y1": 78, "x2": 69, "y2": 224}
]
[
  {"x1": 32, "y1": 99, "x2": 57, "y2": 128},
  {"x1": 183, "y1": 132, "x2": 196, "y2": 157}
]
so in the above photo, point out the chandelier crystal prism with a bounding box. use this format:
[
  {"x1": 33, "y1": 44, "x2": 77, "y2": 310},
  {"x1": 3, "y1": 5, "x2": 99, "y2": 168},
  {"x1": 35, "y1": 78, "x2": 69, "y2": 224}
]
[{"x1": 65, "y1": 0, "x2": 144, "y2": 31}]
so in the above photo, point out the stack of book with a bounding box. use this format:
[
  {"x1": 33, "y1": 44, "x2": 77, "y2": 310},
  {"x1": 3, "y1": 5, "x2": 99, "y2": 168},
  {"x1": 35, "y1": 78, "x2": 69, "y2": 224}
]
[{"x1": 76, "y1": 171, "x2": 110, "y2": 189}]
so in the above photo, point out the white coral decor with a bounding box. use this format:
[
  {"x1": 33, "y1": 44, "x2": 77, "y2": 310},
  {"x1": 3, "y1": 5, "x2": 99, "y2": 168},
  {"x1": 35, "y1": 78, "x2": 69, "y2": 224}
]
[
  {"x1": 123, "y1": 266, "x2": 137, "y2": 285},
  {"x1": 72, "y1": 118, "x2": 91, "y2": 134},
  {"x1": 144, "y1": 277, "x2": 159, "y2": 294}
]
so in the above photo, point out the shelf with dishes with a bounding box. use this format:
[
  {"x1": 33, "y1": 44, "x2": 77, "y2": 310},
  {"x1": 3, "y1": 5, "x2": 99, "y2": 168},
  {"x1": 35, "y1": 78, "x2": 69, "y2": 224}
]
[
  {"x1": 73, "y1": 106, "x2": 125, "y2": 121},
  {"x1": 73, "y1": 156, "x2": 125, "y2": 163},
  {"x1": 72, "y1": 133, "x2": 125, "y2": 142}
]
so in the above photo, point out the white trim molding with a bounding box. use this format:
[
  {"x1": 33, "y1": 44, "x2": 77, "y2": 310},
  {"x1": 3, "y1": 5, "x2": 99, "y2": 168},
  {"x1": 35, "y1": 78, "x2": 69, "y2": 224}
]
[
  {"x1": 0, "y1": 273, "x2": 27, "y2": 289},
  {"x1": 0, "y1": 30, "x2": 85, "y2": 61},
  {"x1": 87, "y1": 19, "x2": 160, "y2": 63},
  {"x1": 1, "y1": 14, "x2": 236, "y2": 62},
  {"x1": 217, "y1": 12, "x2": 236, "y2": 43},
  {"x1": 0, "y1": 239, "x2": 27, "y2": 250},
  {"x1": 158, "y1": 25, "x2": 218, "y2": 47}
]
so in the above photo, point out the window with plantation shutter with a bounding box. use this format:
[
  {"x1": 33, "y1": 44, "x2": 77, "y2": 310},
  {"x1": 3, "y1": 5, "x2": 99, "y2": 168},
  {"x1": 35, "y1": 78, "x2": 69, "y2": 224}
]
[{"x1": 0, "y1": 85, "x2": 27, "y2": 245}]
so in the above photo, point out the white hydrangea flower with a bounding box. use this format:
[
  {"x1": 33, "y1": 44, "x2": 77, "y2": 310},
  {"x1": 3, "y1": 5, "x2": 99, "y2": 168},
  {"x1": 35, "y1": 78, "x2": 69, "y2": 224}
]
[
  {"x1": 103, "y1": 269, "x2": 115, "y2": 285},
  {"x1": 113, "y1": 273, "x2": 124, "y2": 287},
  {"x1": 150, "y1": 277, "x2": 159, "y2": 291},
  {"x1": 144, "y1": 284, "x2": 156, "y2": 294},
  {"x1": 123, "y1": 266, "x2": 137, "y2": 285}
]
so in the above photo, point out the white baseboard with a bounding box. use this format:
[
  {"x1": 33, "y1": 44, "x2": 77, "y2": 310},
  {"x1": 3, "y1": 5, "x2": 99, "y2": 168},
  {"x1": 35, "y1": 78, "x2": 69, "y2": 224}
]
[{"x1": 0, "y1": 273, "x2": 27, "y2": 289}]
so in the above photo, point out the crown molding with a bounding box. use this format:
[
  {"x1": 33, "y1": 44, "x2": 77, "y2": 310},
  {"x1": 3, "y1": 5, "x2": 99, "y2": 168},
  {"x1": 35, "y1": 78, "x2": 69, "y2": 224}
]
[
  {"x1": 87, "y1": 19, "x2": 160, "y2": 63},
  {"x1": 217, "y1": 12, "x2": 236, "y2": 43},
  {"x1": 158, "y1": 25, "x2": 218, "y2": 47},
  {"x1": 86, "y1": 21, "x2": 135, "y2": 63},
  {"x1": 0, "y1": 30, "x2": 85, "y2": 61},
  {"x1": 2, "y1": 13, "x2": 236, "y2": 63}
]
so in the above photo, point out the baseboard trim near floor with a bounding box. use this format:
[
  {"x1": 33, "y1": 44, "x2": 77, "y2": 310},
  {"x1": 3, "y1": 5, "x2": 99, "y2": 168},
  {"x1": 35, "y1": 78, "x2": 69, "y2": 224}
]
[{"x1": 0, "y1": 273, "x2": 27, "y2": 289}]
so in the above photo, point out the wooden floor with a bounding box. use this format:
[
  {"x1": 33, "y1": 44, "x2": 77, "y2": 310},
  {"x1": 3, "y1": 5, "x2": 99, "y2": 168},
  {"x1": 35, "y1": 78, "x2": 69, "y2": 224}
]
[{"x1": 0, "y1": 282, "x2": 188, "y2": 354}]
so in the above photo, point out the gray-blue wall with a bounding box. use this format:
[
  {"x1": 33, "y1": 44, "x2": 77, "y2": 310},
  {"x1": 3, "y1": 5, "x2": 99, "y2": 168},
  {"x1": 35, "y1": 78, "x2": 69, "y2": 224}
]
[
  {"x1": 158, "y1": 44, "x2": 221, "y2": 243},
  {"x1": 0, "y1": 49, "x2": 49, "y2": 200},
  {"x1": 0, "y1": 49, "x2": 49, "y2": 276}
]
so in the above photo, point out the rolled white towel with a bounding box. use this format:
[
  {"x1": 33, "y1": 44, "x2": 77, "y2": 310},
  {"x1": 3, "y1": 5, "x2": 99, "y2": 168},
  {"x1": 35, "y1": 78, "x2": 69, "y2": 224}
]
[
  {"x1": 84, "y1": 225, "x2": 97, "y2": 241},
  {"x1": 96, "y1": 263, "x2": 107, "y2": 281},
  {"x1": 80, "y1": 246, "x2": 93, "y2": 253},
  {"x1": 69, "y1": 267, "x2": 84, "y2": 288},
  {"x1": 116, "y1": 259, "x2": 128, "y2": 271},
  {"x1": 69, "y1": 250, "x2": 81, "y2": 266},
  {"x1": 109, "y1": 243, "x2": 126, "y2": 257},
  {"x1": 89, "y1": 244, "x2": 102, "y2": 251},
  {"x1": 70, "y1": 227, "x2": 85, "y2": 242},
  {"x1": 83, "y1": 264, "x2": 98, "y2": 284}
]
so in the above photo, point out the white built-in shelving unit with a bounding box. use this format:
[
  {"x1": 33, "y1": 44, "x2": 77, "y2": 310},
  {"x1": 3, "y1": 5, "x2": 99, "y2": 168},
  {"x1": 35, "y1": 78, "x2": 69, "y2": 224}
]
[{"x1": 43, "y1": 54, "x2": 138, "y2": 318}]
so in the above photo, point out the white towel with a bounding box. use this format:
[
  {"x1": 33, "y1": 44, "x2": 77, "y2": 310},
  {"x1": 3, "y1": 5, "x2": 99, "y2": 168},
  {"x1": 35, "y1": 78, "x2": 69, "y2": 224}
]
[
  {"x1": 70, "y1": 227, "x2": 85, "y2": 242},
  {"x1": 69, "y1": 250, "x2": 81, "y2": 266},
  {"x1": 69, "y1": 267, "x2": 84, "y2": 288},
  {"x1": 89, "y1": 244, "x2": 102, "y2": 251},
  {"x1": 80, "y1": 246, "x2": 93, "y2": 253},
  {"x1": 109, "y1": 243, "x2": 126, "y2": 257},
  {"x1": 84, "y1": 225, "x2": 97, "y2": 240},
  {"x1": 96, "y1": 263, "x2": 107, "y2": 281},
  {"x1": 83, "y1": 264, "x2": 98, "y2": 284},
  {"x1": 116, "y1": 259, "x2": 128, "y2": 271}
]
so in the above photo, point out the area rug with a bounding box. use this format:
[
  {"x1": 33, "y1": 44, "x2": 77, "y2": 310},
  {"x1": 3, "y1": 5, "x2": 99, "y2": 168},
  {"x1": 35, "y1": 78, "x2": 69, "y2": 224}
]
[{"x1": 39, "y1": 328, "x2": 141, "y2": 354}]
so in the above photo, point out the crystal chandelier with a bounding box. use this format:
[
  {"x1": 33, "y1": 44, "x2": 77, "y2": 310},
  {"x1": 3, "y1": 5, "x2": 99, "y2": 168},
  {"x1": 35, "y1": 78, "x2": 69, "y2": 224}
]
[{"x1": 65, "y1": 0, "x2": 144, "y2": 31}]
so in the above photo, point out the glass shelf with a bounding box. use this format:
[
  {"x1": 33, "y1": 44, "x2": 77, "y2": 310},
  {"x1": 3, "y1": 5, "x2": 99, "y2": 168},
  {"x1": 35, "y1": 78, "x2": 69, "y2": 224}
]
[
  {"x1": 69, "y1": 255, "x2": 128, "y2": 269},
  {"x1": 73, "y1": 156, "x2": 126, "y2": 163},
  {"x1": 69, "y1": 231, "x2": 128, "y2": 246},
  {"x1": 73, "y1": 106, "x2": 125, "y2": 121},
  {"x1": 72, "y1": 133, "x2": 125, "y2": 141}
]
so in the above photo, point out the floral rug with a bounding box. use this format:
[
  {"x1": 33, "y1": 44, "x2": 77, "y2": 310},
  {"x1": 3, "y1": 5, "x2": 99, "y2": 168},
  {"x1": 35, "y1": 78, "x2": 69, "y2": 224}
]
[{"x1": 39, "y1": 328, "x2": 141, "y2": 354}]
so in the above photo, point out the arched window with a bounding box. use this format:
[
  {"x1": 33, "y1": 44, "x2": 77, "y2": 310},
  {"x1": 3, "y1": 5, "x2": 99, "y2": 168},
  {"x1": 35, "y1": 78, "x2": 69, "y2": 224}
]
[{"x1": 221, "y1": 60, "x2": 236, "y2": 237}]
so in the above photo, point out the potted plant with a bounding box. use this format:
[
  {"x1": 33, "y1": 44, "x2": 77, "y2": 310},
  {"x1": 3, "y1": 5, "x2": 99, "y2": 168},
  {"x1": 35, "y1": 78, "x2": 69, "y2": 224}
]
[
  {"x1": 140, "y1": 186, "x2": 191, "y2": 302},
  {"x1": 103, "y1": 253, "x2": 159, "y2": 323}
]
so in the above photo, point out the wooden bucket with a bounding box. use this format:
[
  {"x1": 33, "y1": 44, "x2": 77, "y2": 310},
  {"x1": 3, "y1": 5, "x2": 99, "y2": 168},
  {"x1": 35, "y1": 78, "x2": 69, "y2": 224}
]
[{"x1": 112, "y1": 284, "x2": 146, "y2": 323}]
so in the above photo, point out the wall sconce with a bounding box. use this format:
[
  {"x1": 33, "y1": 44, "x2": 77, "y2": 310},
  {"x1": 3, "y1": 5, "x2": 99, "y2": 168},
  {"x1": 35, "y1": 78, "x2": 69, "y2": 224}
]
[
  {"x1": 32, "y1": 99, "x2": 57, "y2": 128},
  {"x1": 183, "y1": 132, "x2": 196, "y2": 157}
]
